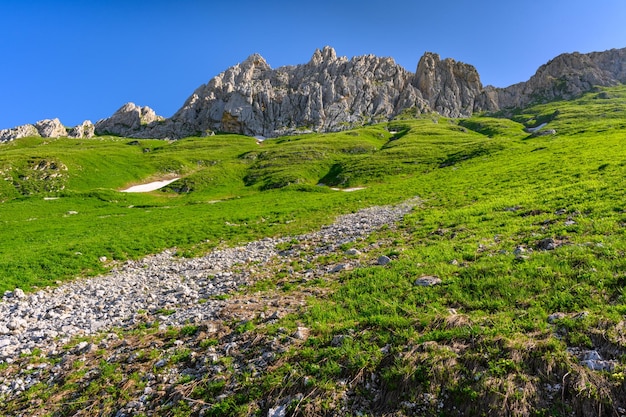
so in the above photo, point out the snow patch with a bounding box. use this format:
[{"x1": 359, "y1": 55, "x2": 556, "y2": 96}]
[{"x1": 121, "y1": 178, "x2": 180, "y2": 193}]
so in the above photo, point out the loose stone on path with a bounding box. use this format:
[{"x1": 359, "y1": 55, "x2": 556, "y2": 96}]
[{"x1": 0, "y1": 198, "x2": 419, "y2": 363}]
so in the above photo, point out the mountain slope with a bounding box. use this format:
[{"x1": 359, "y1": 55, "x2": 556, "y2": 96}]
[
  {"x1": 478, "y1": 47, "x2": 626, "y2": 111},
  {"x1": 2, "y1": 86, "x2": 626, "y2": 416},
  {"x1": 92, "y1": 46, "x2": 626, "y2": 138}
]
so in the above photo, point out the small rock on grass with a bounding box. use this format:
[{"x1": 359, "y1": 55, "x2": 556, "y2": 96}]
[
  {"x1": 293, "y1": 327, "x2": 310, "y2": 341},
  {"x1": 537, "y1": 238, "x2": 557, "y2": 251},
  {"x1": 414, "y1": 276, "x2": 441, "y2": 287},
  {"x1": 547, "y1": 312, "x2": 566, "y2": 323},
  {"x1": 377, "y1": 255, "x2": 391, "y2": 265},
  {"x1": 331, "y1": 263, "x2": 352, "y2": 273}
]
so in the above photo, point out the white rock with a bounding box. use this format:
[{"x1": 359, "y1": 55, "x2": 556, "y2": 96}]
[
  {"x1": 12, "y1": 288, "x2": 26, "y2": 299},
  {"x1": 0, "y1": 124, "x2": 40, "y2": 143},
  {"x1": 34, "y1": 118, "x2": 67, "y2": 138},
  {"x1": 268, "y1": 404, "x2": 287, "y2": 417}
]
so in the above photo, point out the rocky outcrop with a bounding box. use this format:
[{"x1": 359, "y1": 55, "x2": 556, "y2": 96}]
[
  {"x1": 414, "y1": 52, "x2": 482, "y2": 117},
  {"x1": 3, "y1": 46, "x2": 626, "y2": 141},
  {"x1": 120, "y1": 46, "x2": 483, "y2": 139},
  {"x1": 136, "y1": 46, "x2": 625, "y2": 138},
  {"x1": 67, "y1": 120, "x2": 95, "y2": 138},
  {"x1": 152, "y1": 47, "x2": 481, "y2": 137},
  {"x1": 0, "y1": 119, "x2": 95, "y2": 143},
  {"x1": 475, "y1": 48, "x2": 626, "y2": 111},
  {"x1": 34, "y1": 118, "x2": 67, "y2": 138},
  {"x1": 0, "y1": 124, "x2": 40, "y2": 143},
  {"x1": 94, "y1": 103, "x2": 164, "y2": 137}
]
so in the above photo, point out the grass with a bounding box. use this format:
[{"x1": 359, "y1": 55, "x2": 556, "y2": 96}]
[
  {"x1": 0, "y1": 119, "x2": 499, "y2": 293},
  {"x1": 2, "y1": 85, "x2": 626, "y2": 415}
]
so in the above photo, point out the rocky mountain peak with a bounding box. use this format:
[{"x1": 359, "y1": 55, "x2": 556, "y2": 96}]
[
  {"x1": 242, "y1": 53, "x2": 268, "y2": 67},
  {"x1": 131, "y1": 47, "x2": 487, "y2": 138},
  {"x1": 240, "y1": 53, "x2": 271, "y2": 76},
  {"x1": 94, "y1": 102, "x2": 163, "y2": 137},
  {"x1": 0, "y1": 118, "x2": 95, "y2": 143},
  {"x1": 309, "y1": 46, "x2": 338, "y2": 66},
  {"x1": 2, "y1": 46, "x2": 625, "y2": 142},
  {"x1": 414, "y1": 52, "x2": 482, "y2": 117}
]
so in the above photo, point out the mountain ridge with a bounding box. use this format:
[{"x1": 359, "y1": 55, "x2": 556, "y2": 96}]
[{"x1": 1, "y1": 46, "x2": 625, "y2": 142}]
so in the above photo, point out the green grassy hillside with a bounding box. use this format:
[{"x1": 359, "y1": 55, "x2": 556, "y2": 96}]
[
  {"x1": 0, "y1": 115, "x2": 510, "y2": 293},
  {"x1": 1, "y1": 85, "x2": 626, "y2": 415}
]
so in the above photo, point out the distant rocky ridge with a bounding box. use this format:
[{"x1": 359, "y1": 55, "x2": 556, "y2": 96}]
[
  {"x1": 0, "y1": 119, "x2": 94, "y2": 143},
  {"x1": 1, "y1": 46, "x2": 625, "y2": 142},
  {"x1": 476, "y1": 48, "x2": 626, "y2": 110}
]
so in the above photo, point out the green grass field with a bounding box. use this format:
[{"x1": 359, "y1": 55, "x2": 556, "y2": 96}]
[{"x1": 1, "y1": 85, "x2": 626, "y2": 415}]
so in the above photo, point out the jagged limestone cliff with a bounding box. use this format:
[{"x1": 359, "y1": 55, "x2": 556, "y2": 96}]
[
  {"x1": 2, "y1": 46, "x2": 625, "y2": 142},
  {"x1": 0, "y1": 119, "x2": 94, "y2": 143},
  {"x1": 95, "y1": 47, "x2": 486, "y2": 138}
]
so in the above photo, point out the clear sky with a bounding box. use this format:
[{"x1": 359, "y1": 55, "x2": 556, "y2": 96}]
[{"x1": 1, "y1": 0, "x2": 625, "y2": 129}]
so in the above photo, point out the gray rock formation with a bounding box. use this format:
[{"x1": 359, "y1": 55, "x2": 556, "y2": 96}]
[
  {"x1": 475, "y1": 48, "x2": 626, "y2": 111},
  {"x1": 94, "y1": 103, "x2": 164, "y2": 136},
  {"x1": 34, "y1": 118, "x2": 67, "y2": 138},
  {"x1": 0, "y1": 119, "x2": 95, "y2": 143},
  {"x1": 110, "y1": 46, "x2": 484, "y2": 139},
  {"x1": 3, "y1": 46, "x2": 626, "y2": 141},
  {"x1": 68, "y1": 120, "x2": 95, "y2": 138},
  {"x1": 128, "y1": 46, "x2": 625, "y2": 139},
  {"x1": 414, "y1": 52, "x2": 482, "y2": 117},
  {"x1": 0, "y1": 124, "x2": 40, "y2": 143}
]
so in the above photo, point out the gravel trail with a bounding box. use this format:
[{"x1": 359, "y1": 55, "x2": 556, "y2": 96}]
[{"x1": 0, "y1": 199, "x2": 418, "y2": 363}]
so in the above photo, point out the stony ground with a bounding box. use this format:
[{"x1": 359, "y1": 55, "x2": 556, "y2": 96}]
[{"x1": 0, "y1": 198, "x2": 419, "y2": 416}]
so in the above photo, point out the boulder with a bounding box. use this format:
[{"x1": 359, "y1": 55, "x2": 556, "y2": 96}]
[
  {"x1": 292, "y1": 327, "x2": 310, "y2": 341},
  {"x1": 531, "y1": 129, "x2": 557, "y2": 137},
  {"x1": 536, "y1": 238, "x2": 557, "y2": 251}
]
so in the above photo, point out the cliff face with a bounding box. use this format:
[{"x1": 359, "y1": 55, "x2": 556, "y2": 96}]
[
  {"x1": 169, "y1": 47, "x2": 429, "y2": 137},
  {"x1": 3, "y1": 46, "x2": 626, "y2": 142},
  {"x1": 96, "y1": 47, "x2": 485, "y2": 139},
  {"x1": 414, "y1": 52, "x2": 482, "y2": 117}
]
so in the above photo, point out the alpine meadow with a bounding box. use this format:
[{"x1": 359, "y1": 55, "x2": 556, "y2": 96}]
[{"x1": 1, "y1": 47, "x2": 626, "y2": 417}]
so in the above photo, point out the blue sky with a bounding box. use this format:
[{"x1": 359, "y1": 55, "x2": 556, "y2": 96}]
[{"x1": 1, "y1": 0, "x2": 625, "y2": 129}]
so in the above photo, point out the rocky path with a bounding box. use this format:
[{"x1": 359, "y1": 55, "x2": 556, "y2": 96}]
[{"x1": 0, "y1": 198, "x2": 419, "y2": 364}]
